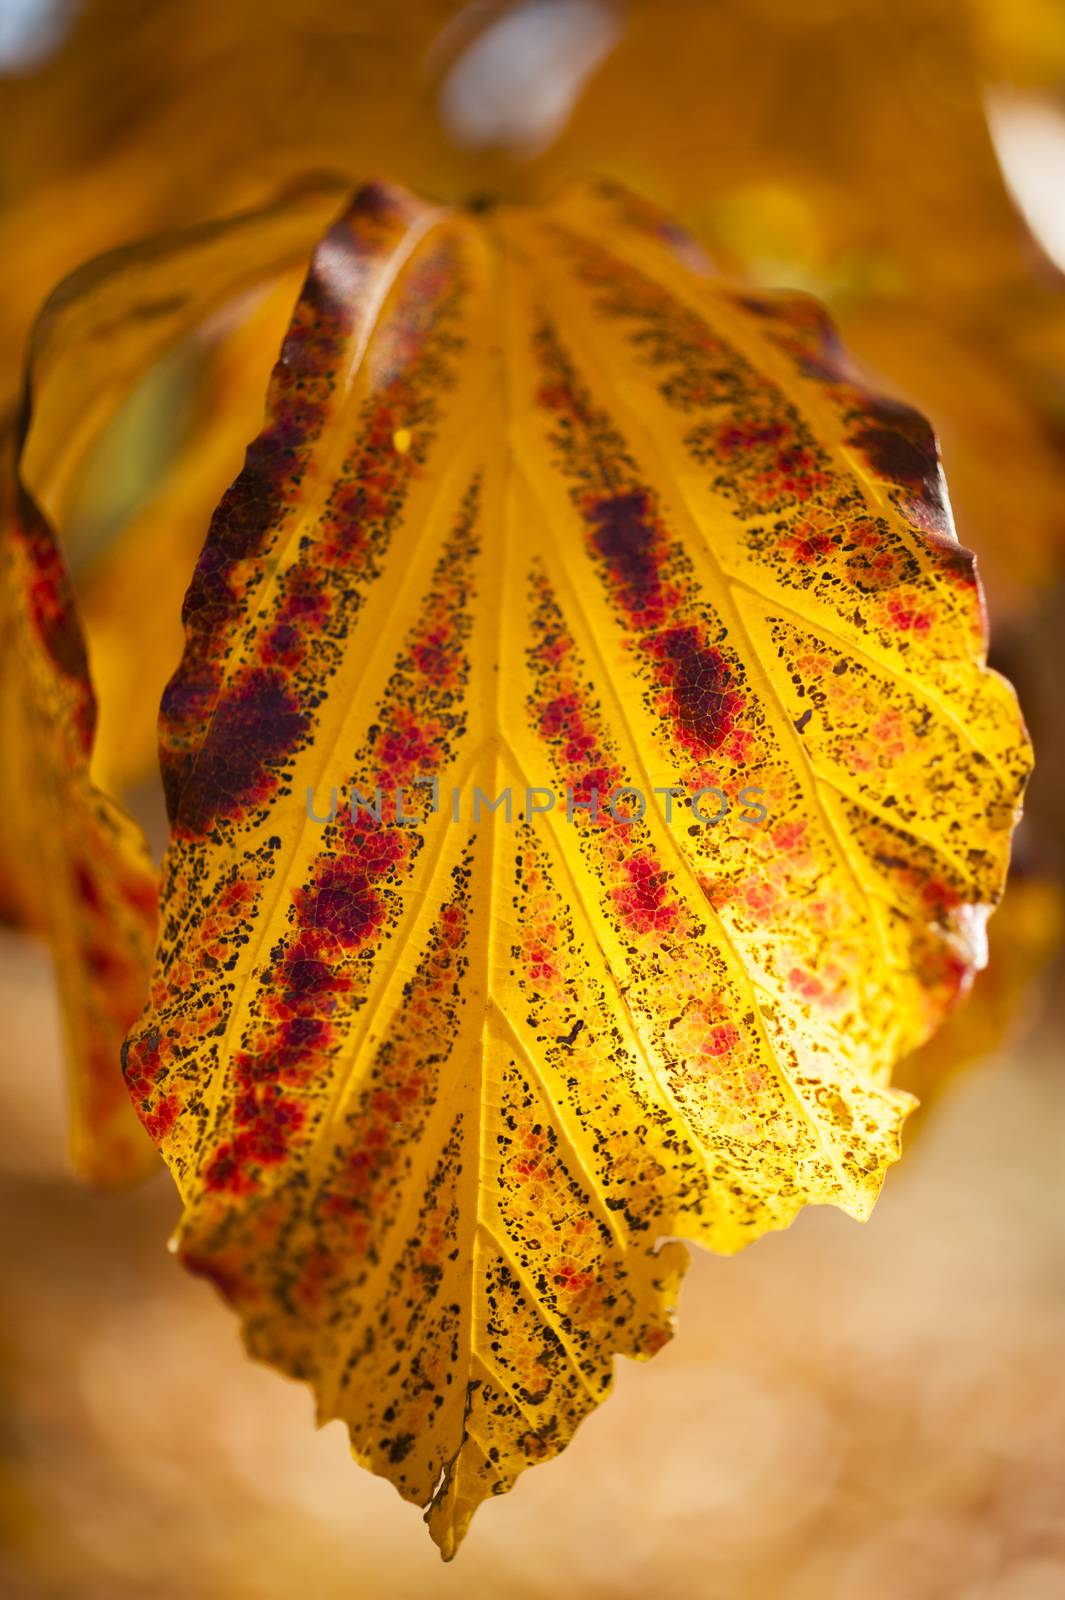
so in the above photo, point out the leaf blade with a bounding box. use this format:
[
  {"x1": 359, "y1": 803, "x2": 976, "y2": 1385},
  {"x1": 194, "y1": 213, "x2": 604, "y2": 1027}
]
[
  {"x1": 0, "y1": 441, "x2": 158, "y2": 1185},
  {"x1": 125, "y1": 180, "x2": 1030, "y2": 1549},
  {"x1": 0, "y1": 181, "x2": 351, "y2": 1186}
]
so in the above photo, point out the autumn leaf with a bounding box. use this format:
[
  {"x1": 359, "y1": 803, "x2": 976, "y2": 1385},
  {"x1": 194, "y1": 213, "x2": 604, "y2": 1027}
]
[
  {"x1": 74, "y1": 271, "x2": 309, "y2": 794},
  {"x1": 119, "y1": 179, "x2": 1030, "y2": 1553},
  {"x1": 0, "y1": 0, "x2": 468, "y2": 399},
  {"x1": 21, "y1": 178, "x2": 347, "y2": 538},
  {"x1": 528, "y1": 0, "x2": 1065, "y2": 610},
  {"x1": 896, "y1": 867, "x2": 1062, "y2": 1119},
  {"x1": 0, "y1": 426, "x2": 157, "y2": 1185},
  {"x1": 4, "y1": 1, "x2": 1065, "y2": 606},
  {"x1": 53, "y1": 192, "x2": 346, "y2": 801},
  {"x1": 0, "y1": 181, "x2": 348, "y2": 1185}
]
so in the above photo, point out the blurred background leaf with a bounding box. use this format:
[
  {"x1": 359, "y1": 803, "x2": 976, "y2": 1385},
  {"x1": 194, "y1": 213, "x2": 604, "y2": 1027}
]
[{"x1": 3, "y1": 0, "x2": 1065, "y2": 610}]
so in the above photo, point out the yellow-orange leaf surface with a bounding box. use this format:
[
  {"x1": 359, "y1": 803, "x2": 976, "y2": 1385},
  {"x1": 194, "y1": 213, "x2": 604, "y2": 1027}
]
[
  {"x1": 124, "y1": 180, "x2": 1031, "y2": 1553},
  {"x1": 74, "y1": 270, "x2": 310, "y2": 795},
  {"x1": 6, "y1": 0, "x2": 1065, "y2": 609},
  {"x1": 0, "y1": 436, "x2": 157, "y2": 1185},
  {"x1": 0, "y1": 182, "x2": 349, "y2": 1186}
]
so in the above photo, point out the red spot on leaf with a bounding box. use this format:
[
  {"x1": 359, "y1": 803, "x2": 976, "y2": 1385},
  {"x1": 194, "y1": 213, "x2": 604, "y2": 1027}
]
[
  {"x1": 167, "y1": 667, "x2": 308, "y2": 834},
  {"x1": 613, "y1": 852, "x2": 679, "y2": 935}
]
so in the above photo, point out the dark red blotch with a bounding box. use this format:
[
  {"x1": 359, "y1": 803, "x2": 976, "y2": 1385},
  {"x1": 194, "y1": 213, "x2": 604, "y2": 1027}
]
[{"x1": 166, "y1": 666, "x2": 308, "y2": 835}]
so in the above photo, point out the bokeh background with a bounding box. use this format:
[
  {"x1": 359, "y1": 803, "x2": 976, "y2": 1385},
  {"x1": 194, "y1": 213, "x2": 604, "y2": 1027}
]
[{"x1": 2, "y1": 3, "x2": 1064, "y2": 1596}]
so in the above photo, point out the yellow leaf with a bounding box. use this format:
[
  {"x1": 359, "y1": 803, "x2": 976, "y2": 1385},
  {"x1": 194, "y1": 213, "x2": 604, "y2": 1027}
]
[
  {"x1": 896, "y1": 869, "x2": 1063, "y2": 1117},
  {"x1": 22, "y1": 177, "x2": 347, "y2": 535},
  {"x1": 0, "y1": 182, "x2": 348, "y2": 1185},
  {"x1": 4, "y1": 1, "x2": 1063, "y2": 607},
  {"x1": 0, "y1": 0, "x2": 470, "y2": 398},
  {"x1": 523, "y1": 0, "x2": 1065, "y2": 607},
  {"x1": 123, "y1": 180, "x2": 1030, "y2": 1553},
  {"x1": 76, "y1": 272, "x2": 308, "y2": 794},
  {"x1": 0, "y1": 432, "x2": 157, "y2": 1186},
  {"x1": 25, "y1": 183, "x2": 348, "y2": 804}
]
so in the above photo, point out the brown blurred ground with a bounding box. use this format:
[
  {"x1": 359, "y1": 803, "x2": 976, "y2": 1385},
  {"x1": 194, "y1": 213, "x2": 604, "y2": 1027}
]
[{"x1": 0, "y1": 922, "x2": 1062, "y2": 1600}]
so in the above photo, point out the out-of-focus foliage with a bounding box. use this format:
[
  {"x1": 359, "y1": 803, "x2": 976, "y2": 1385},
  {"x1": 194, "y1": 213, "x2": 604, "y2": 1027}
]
[
  {"x1": 116, "y1": 177, "x2": 1028, "y2": 1553},
  {"x1": 0, "y1": 432, "x2": 156, "y2": 1187},
  {"x1": 528, "y1": 0, "x2": 1065, "y2": 610},
  {"x1": 74, "y1": 276, "x2": 307, "y2": 795},
  {"x1": 896, "y1": 869, "x2": 1063, "y2": 1117},
  {"x1": 2, "y1": 0, "x2": 1064, "y2": 609},
  {"x1": 968, "y1": 0, "x2": 1065, "y2": 84},
  {"x1": 0, "y1": 0, "x2": 456, "y2": 391},
  {"x1": 23, "y1": 183, "x2": 344, "y2": 802}
]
